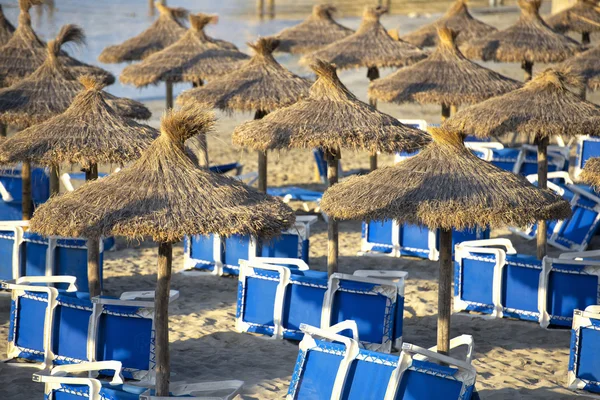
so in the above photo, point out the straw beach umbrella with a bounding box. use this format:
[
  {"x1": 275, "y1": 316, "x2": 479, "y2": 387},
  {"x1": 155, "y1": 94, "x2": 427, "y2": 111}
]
[
  {"x1": 369, "y1": 27, "x2": 521, "y2": 119},
  {"x1": 445, "y1": 69, "x2": 600, "y2": 258},
  {"x1": 233, "y1": 60, "x2": 430, "y2": 274},
  {"x1": 463, "y1": 0, "x2": 583, "y2": 81},
  {"x1": 177, "y1": 37, "x2": 311, "y2": 192},
  {"x1": 29, "y1": 106, "x2": 295, "y2": 396},
  {"x1": 273, "y1": 4, "x2": 353, "y2": 54},
  {"x1": 98, "y1": 2, "x2": 188, "y2": 64},
  {"x1": 546, "y1": 0, "x2": 600, "y2": 44},
  {"x1": 0, "y1": 24, "x2": 151, "y2": 220},
  {"x1": 559, "y1": 44, "x2": 600, "y2": 97},
  {"x1": 400, "y1": 0, "x2": 497, "y2": 48},
  {"x1": 120, "y1": 13, "x2": 248, "y2": 110},
  {"x1": 321, "y1": 127, "x2": 571, "y2": 354},
  {"x1": 301, "y1": 6, "x2": 427, "y2": 170},
  {"x1": 0, "y1": 76, "x2": 158, "y2": 296},
  {"x1": 580, "y1": 157, "x2": 600, "y2": 186},
  {"x1": 0, "y1": 5, "x2": 16, "y2": 46},
  {"x1": 0, "y1": 0, "x2": 115, "y2": 88}
]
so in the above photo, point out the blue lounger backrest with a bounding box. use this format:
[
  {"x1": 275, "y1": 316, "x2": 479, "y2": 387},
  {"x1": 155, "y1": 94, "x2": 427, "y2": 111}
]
[
  {"x1": 569, "y1": 307, "x2": 600, "y2": 395},
  {"x1": 575, "y1": 136, "x2": 600, "y2": 178}
]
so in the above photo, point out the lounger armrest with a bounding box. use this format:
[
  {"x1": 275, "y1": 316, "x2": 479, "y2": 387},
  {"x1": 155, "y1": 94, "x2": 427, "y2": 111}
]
[
  {"x1": 584, "y1": 305, "x2": 600, "y2": 314},
  {"x1": 455, "y1": 239, "x2": 516, "y2": 254},
  {"x1": 300, "y1": 323, "x2": 360, "y2": 347},
  {"x1": 251, "y1": 257, "x2": 310, "y2": 271},
  {"x1": 425, "y1": 335, "x2": 474, "y2": 364},
  {"x1": 140, "y1": 380, "x2": 244, "y2": 400},
  {"x1": 558, "y1": 250, "x2": 600, "y2": 261},
  {"x1": 465, "y1": 142, "x2": 504, "y2": 150},
  {"x1": 324, "y1": 320, "x2": 359, "y2": 341},
  {"x1": 33, "y1": 373, "x2": 103, "y2": 400},
  {"x1": 402, "y1": 342, "x2": 474, "y2": 372},
  {"x1": 92, "y1": 290, "x2": 180, "y2": 307},
  {"x1": 51, "y1": 361, "x2": 124, "y2": 385},
  {"x1": 3, "y1": 276, "x2": 78, "y2": 292},
  {"x1": 353, "y1": 270, "x2": 408, "y2": 280},
  {"x1": 60, "y1": 173, "x2": 76, "y2": 192},
  {"x1": 294, "y1": 215, "x2": 319, "y2": 226},
  {"x1": 526, "y1": 171, "x2": 573, "y2": 185},
  {"x1": 0, "y1": 180, "x2": 14, "y2": 202},
  {"x1": 119, "y1": 290, "x2": 180, "y2": 302},
  {"x1": 0, "y1": 220, "x2": 29, "y2": 230}
]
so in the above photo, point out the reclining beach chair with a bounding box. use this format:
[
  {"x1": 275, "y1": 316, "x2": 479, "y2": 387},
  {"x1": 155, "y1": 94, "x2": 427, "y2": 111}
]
[
  {"x1": 0, "y1": 220, "x2": 108, "y2": 292},
  {"x1": 287, "y1": 322, "x2": 477, "y2": 400},
  {"x1": 183, "y1": 216, "x2": 318, "y2": 276},
  {"x1": 359, "y1": 219, "x2": 489, "y2": 261},
  {"x1": 574, "y1": 135, "x2": 600, "y2": 179},
  {"x1": 236, "y1": 258, "x2": 407, "y2": 352},
  {"x1": 568, "y1": 305, "x2": 600, "y2": 396},
  {"x1": 33, "y1": 361, "x2": 244, "y2": 400},
  {"x1": 0, "y1": 166, "x2": 50, "y2": 220},
  {"x1": 2, "y1": 276, "x2": 178, "y2": 381},
  {"x1": 511, "y1": 172, "x2": 600, "y2": 251},
  {"x1": 454, "y1": 239, "x2": 600, "y2": 328}
]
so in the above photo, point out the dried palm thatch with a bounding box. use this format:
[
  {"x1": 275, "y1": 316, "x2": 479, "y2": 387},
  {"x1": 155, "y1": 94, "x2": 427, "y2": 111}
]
[
  {"x1": 0, "y1": 25, "x2": 151, "y2": 128},
  {"x1": 546, "y1": 0, "x2": 600, "y2": 35},
  {"x1": 0, "y1": 5, "x2": 16, "y2": 46},
  {"x1": 400, "y1": 0, "x2": 497, "y2": 48},
  {"x1": 177, "y1": 37, "x2": 311, "y2": 113},
  {"x1": 321, "y1": 127, "x2": 572, "y2": 229},
  {"x1": 300, "y1": 6, "x2": 427, "y2": 70},
  {"x1": 274, "y1": 4, "x2": 353, "y2": 54},
  {"x1": 462, "y1": 0, "x2": 582, "y2": 65},
  {"x1": 232, "y1": 60, "x2": 431, "y2": 153},
  {"x1": 560, "y1": 44, "x2": 600, "y2": 89},
  {"x1": 444, "y1": 68, "x2": 600, "y2": 140},
  {"x1": 0, "y1": 76, "x2": 158, "y2": 169},
  {"x1": 0, "y1": 0, "x2": 114, "y2": 87},
  {"x1": 580, "y1": 157, "x2": 600, "y2": 186},
  {"x1": 98, "y1": 2, "x2": 188, "y2": 64},
  {"x1": 369, "y1": 27, "x2": 521, "y2": 107},
  {"x1": 120, "y1": 13, "x2": 248, "y2": 87},
  {"x1": 29, "y1": 105, "x2": 296, "y2": 242}
]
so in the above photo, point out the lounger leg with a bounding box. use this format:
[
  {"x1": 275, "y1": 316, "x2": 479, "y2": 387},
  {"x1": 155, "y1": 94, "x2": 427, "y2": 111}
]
[
  {"x1": 367, "y1": 67, "x2": 379, "y2": 171},
  {"x1": 156, "y1": 242, "x2": 173, "y2": 396},
  {"x1": 438, "y1": 228, "x2": 452, "y2": 355},
  {"x1": 537, "y1": 137, "x2": 548, "y2": 260},
  {"x1": 327, "y1": 149, "x2": 340, "y2": 276},
  {"x1": 86, "y1": 164, "x2": 101, "y2": 297},
  {"x1": 22, "y1": 162, "x2": 32, "y2": 221}
]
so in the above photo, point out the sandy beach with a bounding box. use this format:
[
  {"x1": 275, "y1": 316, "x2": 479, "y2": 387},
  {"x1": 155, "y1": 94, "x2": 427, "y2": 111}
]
[{"x1": 0, "y1": 0, "x2": 597, "y2": 398}]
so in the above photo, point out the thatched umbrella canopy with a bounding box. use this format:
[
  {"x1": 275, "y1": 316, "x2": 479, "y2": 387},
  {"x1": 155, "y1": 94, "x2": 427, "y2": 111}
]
[
  {"x1": 29, "y1": 105, "x2": 295, "y2": 397},
  {"x1": 233, "y1": 60, "x2": 430, "y2": 274},
  {"x1": 463, "y1": 0, "x2": 583, "y2": 81},
  {"x1": 546, "y1": 0, "x2": 600, "y2": 44},
  {"x1": 273, "y1": 4, "x2": 353, "y2": 54},
  {"x1": 369, "y1": 27, "x2": 521, "y2": 119},
  {"x1": 321, "y1": 126, "x2": 571, "y2": 355},
  {"x1": 301, "y1": 6, "x2": 427, "y2": 170},
  {"x1": 0, "y1": 0, "x2": 115, "y2": 87},
  {"x1": 98, "y1": 2, "x2": 188, "y2": 64},
  {"x1": 0, "y1": 5, "x2": 16, "y2": 47},
  {"x1": 0, "y1": 75, "x2": 158, "y2": 296},
  {"x1": 580, "y1": 157, "x2": 600, "y2": 186},
  {"x1": 0, "y1": 25, "x2": 150, "y2": 128},
  {"x1": 445, "y1": 69, "x2": 600, "y2": 258},
  {"x1": 178, "y1": 37, "x2": 311, "y2": 192},
  {"x1": 560, "y1": 44, "x2": 600, "y2": 95},
  {"x1": 120, "y1": 13, "x2": 248, "y2": 105},
  {"x1": 400, "y1": 0, "x2": 497, "y2": 48}
]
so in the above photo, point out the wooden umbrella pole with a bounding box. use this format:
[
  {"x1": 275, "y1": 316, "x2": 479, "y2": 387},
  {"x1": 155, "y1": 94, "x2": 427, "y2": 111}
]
[
  {"x1": 450, "y1": 105, "x2": 458, "y2": 115},
  {"x1": 191, "y1": 80, "x2": 210, "y2": 168},
  {"x1": 367, "y1": 67, "x2": 380, "y2": 171},
  {"x1": 582, "y1": 32, "x2": 591, "y2": 45},
  {"x1": 438, "y1": 228, "x2": 453, "y2": 355},
  {"x1": 22, "y1": 162, "x2": 32, "y2": 221},
  {"x1": 0, "y1": 123, "x2": 6, "y2": 137},
  {"x1": 522, "y1": 61, "x2": 534, "y2": 82},
  {"x1": 155, "y1": 242, "x2": 173, "y2": 397},
  {"x1": 85, "y1": 164, "x2": 101, "y2": 297},
  {"x1": 166, "y1": 81, "x2": 174, "y2": 110},
  {"x1": 327, "y1": 148, "x2": 340, "y2": 276},
  {"x1": 49, "y1": 165, "x2": 60, "y2": 197},
  {"x1": 537, "y1": 137, "x2": 549, "y2": 260},
  {"x1": 580, "y1": 85, "x2": 587, "y2": 101},
  {"x1": 255, "y1": 110, "x2": 268, "y2": 193},
  {"x1": 441, "y1": 104, "x2": 451, "y2": 121}
]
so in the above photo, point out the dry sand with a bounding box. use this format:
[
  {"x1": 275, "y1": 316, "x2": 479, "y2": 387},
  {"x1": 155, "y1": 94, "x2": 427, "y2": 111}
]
[{"x1": 0, "y1": 3, "x2": 598, "y2": 400}]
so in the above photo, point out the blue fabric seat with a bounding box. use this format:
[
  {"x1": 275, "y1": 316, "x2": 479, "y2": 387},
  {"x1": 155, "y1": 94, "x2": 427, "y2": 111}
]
[
  {"x1": 0, "y1": 166, "x2": 49, "y2": 220},
  {"x1": 569, "y1": 306, "x2": 600, "y2": 395}
]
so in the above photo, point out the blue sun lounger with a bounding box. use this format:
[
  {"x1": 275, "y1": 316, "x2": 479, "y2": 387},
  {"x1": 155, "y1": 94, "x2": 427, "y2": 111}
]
[
  {"x1": 0, "y1": 221, "x2": 109, "y2": 292},
  {"x1": 569, "y1": 306, "x2": 600, "y2": 396},
  {"x1": 359, "y1": 220, "x2": 489, "y2": 261},
  {"x1": 2, "y1": 276, "x2": 178, "y2": 381},
  {"x1": 287, "y1": 322, "x2": 477, "y2": 400},
  {"x1": 454, "y1": 239, "x2": 600, "y2": 328},
  {"x1": 236, "y1": 258, "x2": 407, "y2": 352},
  {"x1": 574, "y1": 136, "x2": 600, "y2": 179},
  {"x1": 183, "y1": 215, "x2": 318, "y2": 276},
  {"x1": 511, "y1": 172, "x2": 600, "y2": 251},
  {"x1": 33, "y1": 361, "x2": 244, "y2": 400},
  {"x1": 0, "y1": 166, "x2": 50, "y2": 220}
]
